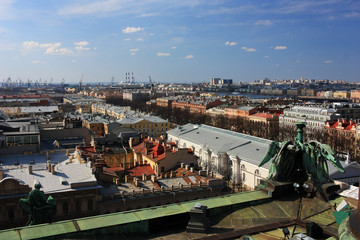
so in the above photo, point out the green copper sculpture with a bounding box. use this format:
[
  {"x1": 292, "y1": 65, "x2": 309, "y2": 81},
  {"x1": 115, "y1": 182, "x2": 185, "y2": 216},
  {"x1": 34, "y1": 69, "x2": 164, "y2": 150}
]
[
  {"x1": 259, "y1": 121, "x2": 344, "y2": 186},
  {"x1": 19, "y1": 183, "x2": 56, "y2": 225}
]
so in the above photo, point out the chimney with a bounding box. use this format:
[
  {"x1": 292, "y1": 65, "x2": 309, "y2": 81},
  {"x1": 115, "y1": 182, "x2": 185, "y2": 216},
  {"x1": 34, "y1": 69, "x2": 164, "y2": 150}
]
[
  {"x1": 190, "y1": 167, "x2": 194, "y2": 173},
  {"x1": 51, "y1": 164, "x2": 55, "y2": 174},
  {"x1": 185, "y1": 165, "x2": 190, "y2": 171},
  {"x1": 129, "y1": 137, "x2": 133, "y2": 148},
  {"x1": 28, "y1": 166, "x2": 33, "y2": 174},
  {"x1": 133, "y1": 177, "x2": 139, "y2": 187},
  {"x1": 151, "y1": 175, "x2": 156, "y2": 182},
  {"x1": 47, "y1": 161, "x2": 51, "y2": 172},
  {"x1": 181, "y1": 163, "x2": 185, "y2": 168}
]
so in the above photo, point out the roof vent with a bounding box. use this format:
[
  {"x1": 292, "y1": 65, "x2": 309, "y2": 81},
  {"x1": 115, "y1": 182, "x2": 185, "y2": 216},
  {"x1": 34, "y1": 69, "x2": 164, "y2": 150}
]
[{"x1": 59, "y1": 177, "x2": 67, "y2": 185}]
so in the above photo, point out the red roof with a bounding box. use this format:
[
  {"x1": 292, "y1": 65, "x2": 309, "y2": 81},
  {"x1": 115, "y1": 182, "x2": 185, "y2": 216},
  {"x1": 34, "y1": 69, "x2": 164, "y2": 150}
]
[
  {"x1": 126, "y1": 164, "x2": 155, "y2": 176},
  {"x1": 326, "y1": 120, "x2": 356, "y2": 131}
]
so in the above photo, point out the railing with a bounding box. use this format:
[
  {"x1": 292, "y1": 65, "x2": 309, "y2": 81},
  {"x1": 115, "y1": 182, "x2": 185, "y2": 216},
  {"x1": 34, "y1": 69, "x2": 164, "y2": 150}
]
[{"x1": 102, "y1": 182, "x2": 216, "y2": 201}]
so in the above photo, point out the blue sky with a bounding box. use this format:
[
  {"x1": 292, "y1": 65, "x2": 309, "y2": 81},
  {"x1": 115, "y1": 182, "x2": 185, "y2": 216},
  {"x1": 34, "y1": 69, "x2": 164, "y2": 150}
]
[{"x1": 0, "y1": 0, "x2": 359, "y2": 83}]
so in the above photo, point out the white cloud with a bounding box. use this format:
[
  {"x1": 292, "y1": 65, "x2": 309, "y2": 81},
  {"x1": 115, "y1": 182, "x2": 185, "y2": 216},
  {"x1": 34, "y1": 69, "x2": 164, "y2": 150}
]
[
  {"x1": 157, "y1": 52, "x2": 170, "y2": 57},
  {"x1": 171, "y1": 46, "x2": 177, "y2": 49},
  {"x1": 241, "y1": 46, "x2": 256, "y2": 52},
  {"x1": 72, "y1": 59, "x2": 76, "y2": 63},
  {"x1": 136, "y1": 38, "x2": 144, "y2": 41},
  {"x1": 122, "y1": 26, "x2": 143, "y2": 34},
  {"x1": 75, "y1": 46, "x2": 90, "y2": 51},
  {"x1": 130, "y1": 48, "x2": 139, "y2": 52},
  {"x1": 185, "y1": 55, "x2": 194, "y2": 59},
  {"x1": 130, "y1": 52, "x2": 136, "y2": 56},
  {"x1": 255, "y1": 20, "x2": 273, "y2": 26},
  {"x1": 324, "y1": 60, "x2": 333, "y2": 63},
  {"x1": 31, "y1": 60, "x2": 40, "y2": 64},
  {"x1": 74, "y1": 41, "x2": 89, "y2": 46},
  {"x1": 225, "y1": 41, "x2": 237, "y2": 46},
  {"x1": 275, "y1": 46, "x2": 287, "y2": 50},
  {"x1": 344, "y1": 12, "x2": 360, "y2": 18},
  {"x1": 124, "y1": 38, "x2": 131, "y2": 41},
  {"x1": 264, "y1": 56, "x2": 269, "y2": 58},
  {"x1": 45, "y1": 46, "x2": 74, "y2": 55},
  {"x1": 23, "y1": 41, "x2": 74, "y2": 55}
]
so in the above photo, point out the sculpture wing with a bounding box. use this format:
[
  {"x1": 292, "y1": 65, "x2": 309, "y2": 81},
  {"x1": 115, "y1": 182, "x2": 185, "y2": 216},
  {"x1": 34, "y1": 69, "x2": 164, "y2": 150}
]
[
  {"x1": 309, "y1": 140, "x2": 345, "y2": 173},
  {"x1": 259, "y1": 141, "x2": 280, "y2": 167}
]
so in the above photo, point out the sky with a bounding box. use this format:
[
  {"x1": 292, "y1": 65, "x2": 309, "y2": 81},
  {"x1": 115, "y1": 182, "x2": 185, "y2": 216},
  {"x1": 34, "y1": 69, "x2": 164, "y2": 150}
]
[{"x1": 0, "y1": 0, "x2": 359, "y2": 84}]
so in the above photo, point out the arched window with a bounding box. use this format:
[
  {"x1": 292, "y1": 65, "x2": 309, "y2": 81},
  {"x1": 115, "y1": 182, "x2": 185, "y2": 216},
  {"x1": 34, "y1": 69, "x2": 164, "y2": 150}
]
[
  {"x1": 241, "y1": 164, "x2": 246, "y2": 170},
  {"x1": 255, "y1": 169, "x2": 260, "y2": 176}
]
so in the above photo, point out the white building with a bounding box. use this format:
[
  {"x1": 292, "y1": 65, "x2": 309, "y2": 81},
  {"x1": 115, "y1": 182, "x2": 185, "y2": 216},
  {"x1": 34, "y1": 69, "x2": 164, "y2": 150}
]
[
  {"x1": 279, "y1": 105, "x2": 340, "y2": 128},
  {"x1": 167, "y1": 124, "x2": 272, "y2": 190},
  {"x1": 167, "y1": 123, "x2": 360, "y2": 190}
]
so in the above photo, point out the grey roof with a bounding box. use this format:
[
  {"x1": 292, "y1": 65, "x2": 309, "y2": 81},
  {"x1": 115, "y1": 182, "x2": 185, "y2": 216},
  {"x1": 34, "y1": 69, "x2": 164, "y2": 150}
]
[
  {"x1": 1, "y1": 151, "x2": 100, "y2": 194},
  {"x1": 167, "y1": 124, "x2": 273, "y2": 168},
  {"x1": 106, "y1": 122, "x2": 139, "y2": 137},
  {"x1": 117, "y1": 116, "x2": 167, "y2": 125}
]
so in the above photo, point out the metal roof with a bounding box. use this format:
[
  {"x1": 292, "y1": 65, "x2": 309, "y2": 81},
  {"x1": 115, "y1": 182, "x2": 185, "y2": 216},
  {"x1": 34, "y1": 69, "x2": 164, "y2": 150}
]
[
  {"x1": 167, "y1": 124, "x2": 273, "y2": 168},
  {"x1": 0, "y1": 190, "x2": 270, "y2": 239}
]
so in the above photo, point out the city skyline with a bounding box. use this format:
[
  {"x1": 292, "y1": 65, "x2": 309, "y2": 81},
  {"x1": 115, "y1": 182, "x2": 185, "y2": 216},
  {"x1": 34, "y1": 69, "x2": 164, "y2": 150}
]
[{"x1": 0, "y1": 0, "x2": 359, "y2": 83}]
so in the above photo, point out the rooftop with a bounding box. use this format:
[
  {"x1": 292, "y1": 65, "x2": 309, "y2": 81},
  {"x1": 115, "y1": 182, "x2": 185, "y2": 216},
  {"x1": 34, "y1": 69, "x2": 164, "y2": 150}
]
[
  {"x1": 167, "y1": 124, "x2": 273, "y2": 168},
  {"x1": 0, "y1": 151, "x2": 100, "y2": 194}
]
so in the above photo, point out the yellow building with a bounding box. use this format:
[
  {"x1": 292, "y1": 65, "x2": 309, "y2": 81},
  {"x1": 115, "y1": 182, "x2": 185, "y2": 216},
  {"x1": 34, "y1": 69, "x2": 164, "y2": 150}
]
[
  {"x1": 117, "y1": 116, "x2": 174, "y2": 137},
  {"x1": 333, "y1": 91, "x2": 350, "y2": 99}
]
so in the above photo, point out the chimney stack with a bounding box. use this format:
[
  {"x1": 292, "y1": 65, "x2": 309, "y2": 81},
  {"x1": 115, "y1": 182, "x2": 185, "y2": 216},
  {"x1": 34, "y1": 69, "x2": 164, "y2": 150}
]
[
  {"x1": 129, "y1": 137, "x2": 133, "y2": 148},
  {"x1": 28, "y1": 165, "x2": 33, "y2": 174},
  {"x1": 51, "y1": 164, "x2": 55, "y2": 174}
]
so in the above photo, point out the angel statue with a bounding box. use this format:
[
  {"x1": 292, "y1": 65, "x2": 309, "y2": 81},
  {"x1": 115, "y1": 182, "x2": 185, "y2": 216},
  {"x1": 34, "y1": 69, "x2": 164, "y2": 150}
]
[
  {"x1": 259, "y1": 121, "x2": 344, "y2": 188},
  {"x1": 19, "y1": 183, "x2": 56, "y2": 225}
]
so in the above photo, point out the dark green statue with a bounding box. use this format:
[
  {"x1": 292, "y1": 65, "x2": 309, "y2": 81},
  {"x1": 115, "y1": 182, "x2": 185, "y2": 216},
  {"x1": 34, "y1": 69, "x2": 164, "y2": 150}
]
[
  {"x1": 259, "y1": 121, "x2": 344, "y2": 187},
  {"x1": 19, "y1": 183, "x2": 56, "y2": 225}
]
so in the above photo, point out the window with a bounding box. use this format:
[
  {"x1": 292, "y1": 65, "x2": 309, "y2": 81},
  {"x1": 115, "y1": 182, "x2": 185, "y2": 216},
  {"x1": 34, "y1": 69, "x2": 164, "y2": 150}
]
[
  {"x1": 76, "y1": 200, "x2": 81, "y2": 214},
  {"x1": 8, "y1": 206, "x2": 15, "y2": 221},
  {"x1": 88, "y1": 199, "x2": 93, "y2": 211},
  {"x1": 63, "y1": 202, "x2": 69, "y2": 215}
]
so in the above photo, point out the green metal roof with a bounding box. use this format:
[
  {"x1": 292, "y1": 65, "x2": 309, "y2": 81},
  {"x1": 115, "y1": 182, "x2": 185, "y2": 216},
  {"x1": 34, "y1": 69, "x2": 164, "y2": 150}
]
[
  {"x1": 0, "y1": 229, "x2": 19, "y2": 240},
  {"x1": 0, "y1": 191, "x2": 271, "y2": 240},
  {"x1": 18, "y1": 221, "x2": 78, "y2": 240},
  {"x1": 76, "y1": 211, "x2": 140, "y2": 231}
]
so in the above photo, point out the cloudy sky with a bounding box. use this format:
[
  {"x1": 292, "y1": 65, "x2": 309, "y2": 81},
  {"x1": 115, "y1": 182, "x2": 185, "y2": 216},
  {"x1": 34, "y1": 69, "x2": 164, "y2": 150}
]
[{"x1": 0, "y1": 0, "x2": 359, "y2": 83}]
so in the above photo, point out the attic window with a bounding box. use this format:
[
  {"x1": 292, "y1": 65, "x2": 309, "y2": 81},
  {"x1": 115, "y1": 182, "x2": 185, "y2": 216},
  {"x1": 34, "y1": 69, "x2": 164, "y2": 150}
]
[{"x1": 215, "y1": 137, "x2": 219, "y2": 139}]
